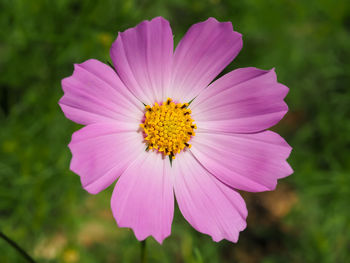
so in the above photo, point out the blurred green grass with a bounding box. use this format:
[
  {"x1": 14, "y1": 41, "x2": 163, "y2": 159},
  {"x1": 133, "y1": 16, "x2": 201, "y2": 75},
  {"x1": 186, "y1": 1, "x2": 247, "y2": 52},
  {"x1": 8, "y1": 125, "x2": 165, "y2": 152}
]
[{"x1": 1, "y1": 0, "x2": 350, "y2": 262}]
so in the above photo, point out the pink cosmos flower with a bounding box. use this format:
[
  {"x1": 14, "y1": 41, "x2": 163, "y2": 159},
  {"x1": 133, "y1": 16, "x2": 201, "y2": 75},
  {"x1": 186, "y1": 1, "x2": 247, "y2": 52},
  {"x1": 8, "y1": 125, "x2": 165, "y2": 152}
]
[{"x1": 59, "y1": 17, "x2": 293, "y2": 244}]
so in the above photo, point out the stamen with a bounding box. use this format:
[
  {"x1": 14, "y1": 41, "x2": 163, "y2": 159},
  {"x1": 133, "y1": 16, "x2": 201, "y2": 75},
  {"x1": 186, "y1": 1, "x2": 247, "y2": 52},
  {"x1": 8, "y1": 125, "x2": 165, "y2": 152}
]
[
  {"x1": 140, "y1": 98, "x2": 196, "y2": 159},
  {"x1": 181, "y1": 103, "x2": 188, "y2": 109}
]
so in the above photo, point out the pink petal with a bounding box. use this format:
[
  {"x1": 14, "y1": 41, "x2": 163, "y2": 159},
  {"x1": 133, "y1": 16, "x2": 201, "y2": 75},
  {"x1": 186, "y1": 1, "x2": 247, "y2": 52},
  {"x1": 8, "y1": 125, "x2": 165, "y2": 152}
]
[
  {"x1": 68, "y1": 122, "x2": 144, "y2": 194},
  {"x1": 110, "y1": 17, "x2": 173, "y2": 105},
  {"x1": 111, "y1": 151, "x2": 174, "y2": 244},
  {"x1": 59, "y1": 59, "x2": 143, "y2": 125},
  {"x1": 169, "y1": 17, "x2": 242, "y2": 102},
  {"x1": 190, "y1": 130, "x2": 293, "y2": 192},
  {"x1": 174, "y1": 152, "x2": 247, "y2": 243},
  {"x1": 191, "y1": 67, "x2": 289, "y2": 133}
]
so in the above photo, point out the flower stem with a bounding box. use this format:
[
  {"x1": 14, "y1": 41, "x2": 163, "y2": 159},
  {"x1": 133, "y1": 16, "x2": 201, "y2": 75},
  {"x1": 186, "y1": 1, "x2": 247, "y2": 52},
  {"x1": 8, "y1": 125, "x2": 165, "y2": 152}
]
[
  {"x1": 0, "y1": 231, "x2": 36, "y2": 263},
  {"x1": 140, "y1": 239, "x2": 147, "y2": 263}
]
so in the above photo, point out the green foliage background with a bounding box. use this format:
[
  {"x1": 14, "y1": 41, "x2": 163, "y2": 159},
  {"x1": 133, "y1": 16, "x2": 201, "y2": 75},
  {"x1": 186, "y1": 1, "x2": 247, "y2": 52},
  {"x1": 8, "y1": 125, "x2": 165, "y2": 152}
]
[{"x1": 1, "y1": 0, "x2": 350, "y2": 262}]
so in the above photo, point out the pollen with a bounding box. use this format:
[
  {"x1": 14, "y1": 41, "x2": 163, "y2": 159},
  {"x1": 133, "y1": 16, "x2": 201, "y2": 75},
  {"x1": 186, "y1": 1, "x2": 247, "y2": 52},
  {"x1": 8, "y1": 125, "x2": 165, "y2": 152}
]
[{"x1": 140, "y1": 98, "x2": 197, "y2": 159}]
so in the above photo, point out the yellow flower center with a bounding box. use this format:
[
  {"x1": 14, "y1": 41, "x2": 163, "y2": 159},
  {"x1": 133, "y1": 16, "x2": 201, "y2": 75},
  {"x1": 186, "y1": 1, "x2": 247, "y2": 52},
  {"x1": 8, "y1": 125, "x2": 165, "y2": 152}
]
[{"x1": 140, "y1": 98, "x2": 196, "y2": 159}]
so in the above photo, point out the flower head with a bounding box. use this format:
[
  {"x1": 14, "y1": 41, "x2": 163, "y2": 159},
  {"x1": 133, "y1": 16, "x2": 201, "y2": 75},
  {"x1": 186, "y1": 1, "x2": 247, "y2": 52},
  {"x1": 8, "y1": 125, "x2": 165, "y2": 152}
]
[{"x1": 59, "y1": 17, "x2": 293, "y2": 244}]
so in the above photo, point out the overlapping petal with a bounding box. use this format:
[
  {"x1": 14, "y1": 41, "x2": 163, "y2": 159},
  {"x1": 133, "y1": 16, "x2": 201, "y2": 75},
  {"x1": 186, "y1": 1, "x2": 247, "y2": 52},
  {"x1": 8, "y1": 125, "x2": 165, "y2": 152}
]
[
  {"x1": 111, "y1": 151, "x2": 174, "y2": 243},
  {"x1": 174, "y1": 153, "x2": 247, "y2": 243},
  {"x1": 110, "y1": 17, "x2": 173, "y2": 105},
  {"x1": 190, "y1": 131, "x2": 293, "y2": 192},
  {"x1": 169, "y1": 17, "x2": 242, "y2": 102},
  {"x1": 59, "y1": 59, "x2": 143, "y2": 125},
  {"x1": 68, "y1": 122, "x2": 145, "y2": 194},
  {"x1": 191, "y1": 67, "x2": 289, "y2": 133}
]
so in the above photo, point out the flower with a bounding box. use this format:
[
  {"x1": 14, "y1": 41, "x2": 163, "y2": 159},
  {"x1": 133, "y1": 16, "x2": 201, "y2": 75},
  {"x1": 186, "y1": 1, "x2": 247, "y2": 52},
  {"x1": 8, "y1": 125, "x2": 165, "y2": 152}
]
[{"x1": 59, "y1": 17, "x2": 293, "y2": 244}]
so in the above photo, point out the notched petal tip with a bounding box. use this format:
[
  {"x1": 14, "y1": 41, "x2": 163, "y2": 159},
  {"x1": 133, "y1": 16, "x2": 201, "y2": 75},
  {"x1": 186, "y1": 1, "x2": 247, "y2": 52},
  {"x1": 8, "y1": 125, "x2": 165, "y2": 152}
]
[
  {"x1": 152, "y1": 16, "x2": 171, "y2": 24},
  {"x1": 205, "y1": 17, "x2": 232, "y2": 28},
  {"x1": 206, "y1": 17, "x2": 219, "y2": 22},
  {"x1": 134, "y1": 228, "x2": 170, "y2": 245},
  {"x1": 67, "y1": 140, "x2": 102, "y2": 195},
  {"x1": 206, "y1": 17, "x2": 243, "y2": 41},
  {"x1": 116, "y1": 16, "x2": 171, "y2": 36},
  {"x1": 114, "y1": 219, "x2": 170, "y2": 244},
  {"x1": 112, "y1": 204, "x2": 172, "y2": 245}
]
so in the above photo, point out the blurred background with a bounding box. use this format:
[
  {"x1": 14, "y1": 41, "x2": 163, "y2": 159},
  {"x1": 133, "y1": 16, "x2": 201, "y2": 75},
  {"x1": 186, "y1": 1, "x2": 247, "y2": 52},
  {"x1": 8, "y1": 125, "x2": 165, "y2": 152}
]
[{"x1": 1, "y1": 0, "x2": 350, "y2": 262}]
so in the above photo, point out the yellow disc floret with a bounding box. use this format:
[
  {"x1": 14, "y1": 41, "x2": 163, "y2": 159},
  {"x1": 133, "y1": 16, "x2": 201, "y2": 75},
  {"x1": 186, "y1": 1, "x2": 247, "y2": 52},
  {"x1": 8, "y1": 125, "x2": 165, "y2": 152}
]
[{"x1": 140, "y1": 98, "x2": 197, "y2": 159}]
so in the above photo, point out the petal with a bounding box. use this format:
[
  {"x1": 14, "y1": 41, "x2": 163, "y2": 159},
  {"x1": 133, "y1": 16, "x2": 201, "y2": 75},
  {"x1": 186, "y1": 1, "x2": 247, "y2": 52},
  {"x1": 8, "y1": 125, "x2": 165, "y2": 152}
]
[
  {"x1": 111, "y1": 151, "x2": 174, "y2": 244},
  {"x1": 190, "y1": 130, "x2": 293, "y2": 192},
  {"x1": 59, "y1": 59, "x2": 143, "y2": 125},
  {"x1": 170, "y1": 17, "x2": 242, "y2": 102},
  {"x1": 68, "y1": 122, "x2": 145, "y2": 194},
  {"x1": 110, "y1": 17, "x2": 173, "y2": 105},
  {"x1": 173, "y1": 152, "x2": 247, "y2": 243},
  {"x1": 191, "y1": 67, "x2": 289, "y2": 133}
]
